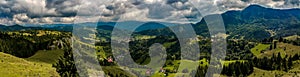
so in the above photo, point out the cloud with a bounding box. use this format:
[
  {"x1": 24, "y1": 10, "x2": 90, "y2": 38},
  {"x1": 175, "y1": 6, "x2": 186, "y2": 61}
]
[
  {"x1": 147, "y1": 3, "x2": 173, "y2": 19},
  {"x1": 283, "y1": 0, "x2": 300, "y2": 7},
  {"x1": 45, "y1": 0, "x2": 79, "y2": 17},
  {"x1": 0, "y1": 0, "x2": 56, "y2": 18},
  {"x1": 11, "y1": 13, "x2": 77, "y2": 24},
  {"x1": 0, "y1": 0, "x2": 81, "y2": 18},
  {"x1": 0, "y1": 18, "x2": 13, "y2": 25},
  {"x1": 0, "y1": 0, "x2": 80, "y2": 24},
  {"x1": 0, "y1": 0, "x2": 300, "y2": 25}
]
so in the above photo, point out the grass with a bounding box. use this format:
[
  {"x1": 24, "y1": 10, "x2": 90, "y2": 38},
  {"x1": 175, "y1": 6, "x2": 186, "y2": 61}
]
[
  {"x1": 150, "y1": 59, "x2": 209, "y2": 77},
  {"x1": 247, "y1": 42, "x2": 300, "y2": 77},
  {"x1": 163, "y1": 41, "x2": 177, "y2": 48},
  {"x1": 251, "y1": 43, "x2": 270, "y2": 57},
  {"x1": 222, "y1": 60, "x2": 247, "y2": 66},
  {"x1": 247, "y1": 64, "x2": 300, "y2": 77},
  {"x1": 101, "y1": 66, "x2": 136, "y2": 77},
  {"x1": 248, "y1": 67, "x2": 288, "y2": 77},
  {"x1": 26, "y1": 49, "x2": 64, "y2": 64},
  {"x1": 0, "y1": 52, "x2": 59, "y2": 77},
  {"x1": 288, "y1": 60, "x2": 300, "y2": 75},
  {"x1": 134, "y1": 35, "x2": 156, "y2": 40},
  {"x1": 216, "y1": 59, "x2": 300, "y2": 77},
  {"x1": 284, "y1": 35, "x2": 300, "y2": 41},
  {"x1": 258, "y1": 42, "x2": 300, "y2": 58}
]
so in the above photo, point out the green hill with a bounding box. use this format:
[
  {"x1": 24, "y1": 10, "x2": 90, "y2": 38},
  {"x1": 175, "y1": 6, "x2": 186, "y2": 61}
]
[
  {"x1": 0, "y1": 52, "x2": 59, "y2": 77},
  {"x1": 251, "y1": 43, "x2": 270, "y2": 57},
  {"x1": 26, "y1": 49, "x2": 64, "y2": 64},
  {"x1": 258, "y1": 42, "x2": 300, "y2": 58}
]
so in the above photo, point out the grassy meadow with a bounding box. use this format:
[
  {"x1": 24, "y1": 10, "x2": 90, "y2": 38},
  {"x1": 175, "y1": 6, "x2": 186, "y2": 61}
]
[{"x1": 0, "y1": 52, "x2": 59, "y2": 77}]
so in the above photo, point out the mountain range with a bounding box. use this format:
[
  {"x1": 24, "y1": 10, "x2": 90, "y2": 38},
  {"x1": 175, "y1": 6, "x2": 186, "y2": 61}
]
[{"x1": 1, "y1": 4, "x2": 300, "y2": 41}]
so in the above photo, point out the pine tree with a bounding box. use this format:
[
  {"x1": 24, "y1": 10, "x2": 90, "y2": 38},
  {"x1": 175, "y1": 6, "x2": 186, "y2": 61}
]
[
  {"x1": 274, "y1": 42, "x2": 277, "y2": 49},
  {"x1": 282, "y1": 58, "x2": 287, "y2": 71},
  {"x1": 53, "y1": 48, "x2": 79, "y2": 77},
  {"x1": 279, "y1": 37, "x2": 283, "y2": 42},
  {"x1": 270, "y1": 37, "x2": 274, "y2": 43},
  {"x1": 277, "y1": 53, "x2": 282, "y2": 63},
  {"x1": 269, "y1": 44, "x2": 273, "y2": 50},
  {"x1": 288, "y1": 56, "x2": 293, "y2": 69},
  {"x1": 293, "y1": 54, "x2": 299, "y2": 60}
]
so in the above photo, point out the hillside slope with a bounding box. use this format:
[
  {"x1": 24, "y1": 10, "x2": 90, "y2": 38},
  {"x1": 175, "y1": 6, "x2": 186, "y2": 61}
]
[
  {"x1": 0, "y1": 52, "x2": 59, "y2": 77},
  {"x1": 26, "y1": 49, "x2": 64, "y2": 64}
]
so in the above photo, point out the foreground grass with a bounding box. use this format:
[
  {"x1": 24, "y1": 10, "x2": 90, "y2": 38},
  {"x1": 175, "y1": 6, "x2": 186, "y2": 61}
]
[{"x1": 0, "y1": 52, "x2": 59, "y2": 77}]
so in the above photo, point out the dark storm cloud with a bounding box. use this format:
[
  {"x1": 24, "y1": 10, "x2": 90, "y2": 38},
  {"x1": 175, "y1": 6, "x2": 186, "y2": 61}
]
[
  {"x1": 45, "y1": 0, "x2": 79, "y2": 17},
  {"x1": 166, "y1": 0, "x2": 188, "y2": 4}
]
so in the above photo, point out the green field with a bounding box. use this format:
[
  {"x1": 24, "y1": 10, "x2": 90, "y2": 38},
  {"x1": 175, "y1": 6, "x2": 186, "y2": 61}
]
[
  {"x1": 150, "y1": 59, "x2": 209, "y2": 77},
  {"x1": 101, "y1": 66, "x2": 136, "y2": 77},
  {"x1": 247, "y1": 60, "x2": 300, "y2": 77},
  {"x1": 251, "y1": 43, "x2": 270, "y2": 56},
  {"x1": 0, "y1": 52, "x2": 59, "y2": 77},
  {"x1": 258, "y1": 42, "x2": 300, "y2": 58},
  {"x1": 222, "y1": 60, "x2": 246, "y2": 66},
  {"x1": 26, "y1": 49, "x2": 64, "y2": 64},
  {"x1": 284, "y1": 35, "x2": 300, "y2": 41},
  {"x1": 248, "y1": 67, "x2": 288, "y2": 77},
  {"x1": 0, "y1": 49, "x2": 65, "y2": 77}
]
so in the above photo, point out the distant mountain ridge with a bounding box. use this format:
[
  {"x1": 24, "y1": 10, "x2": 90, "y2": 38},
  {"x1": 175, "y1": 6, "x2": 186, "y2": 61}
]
[
  {"x1": 1, "y1": 4, "x2": 300, "y2": 41},
  {"x1": 140, "y1": 4, "x2": 300, "y2": 40},
  {"x1": 220, "y1": 5, "x2": 300, "y2": 25}
]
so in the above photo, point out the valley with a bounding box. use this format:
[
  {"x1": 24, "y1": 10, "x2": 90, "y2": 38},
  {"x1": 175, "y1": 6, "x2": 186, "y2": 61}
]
[{"x1": 1, "y1": 4, "x2": 300, "y2": 77}]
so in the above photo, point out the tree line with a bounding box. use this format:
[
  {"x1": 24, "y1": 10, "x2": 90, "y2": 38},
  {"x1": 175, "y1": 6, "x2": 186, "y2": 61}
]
[{"x1": 0, "y1": 31, "x2": 70, "y2": 58}]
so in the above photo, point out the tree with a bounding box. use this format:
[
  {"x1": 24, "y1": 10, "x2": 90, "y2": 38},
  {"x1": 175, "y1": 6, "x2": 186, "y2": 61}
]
[
  {"x1": 182, "y1": 68, "x2": 189, "y2": 73},
  {"x1": 221, "y1": 61, "x2": 253, "y2": 76},
  {"x1": 279, "y1": 37, "x2": 283, "y2": 42},
  {"x1": 293, "y1": 54, "x2": 299, "y2": 60},
  {"x1": 269, "y1": 44, "x2": 273, "y2": 50},
  {"x1": 53, "y1": 48, "x2": 79, "y2": 77},
  {"x1": 274, "y1": 41, "x2": 277, "y2": 49},
  {"x1": 194, "y1": 65, "x2": 208, "y2": 77},
  {"x1": 270, "y1": 37, "x2": 274, "y2": 43},
  {"x1": 288, "y1": 56, "x2": 293, "y2": 69}
]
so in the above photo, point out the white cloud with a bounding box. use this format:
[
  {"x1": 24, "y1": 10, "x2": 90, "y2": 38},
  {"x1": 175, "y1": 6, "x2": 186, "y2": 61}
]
[
  {"x1": 60, "y1": 17, "x2": 75, "y2": 23},
  {"x1": 0, "y1": 18, "x2": 13, "y2": 25}
]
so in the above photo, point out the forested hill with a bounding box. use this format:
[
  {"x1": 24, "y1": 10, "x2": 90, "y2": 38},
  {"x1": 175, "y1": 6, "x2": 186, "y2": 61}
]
[
  {"x1": 221, "y1": 5, "x2": 300, "y2": 25},
  {"x1": 0, "y1": 31, "x2": 71, "y2": 58},
  {"x1": 133, "y1": 5, "x2": 300, "y2": 41},
  {"x1": 0, "y1": 24, "x2": 73, "y2": 32},
  {"x1": 194, "y1": 4, "x2": 300, "y2": 41}
]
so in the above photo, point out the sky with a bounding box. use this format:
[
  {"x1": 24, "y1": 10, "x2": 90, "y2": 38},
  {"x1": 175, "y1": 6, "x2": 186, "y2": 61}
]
[{"x1": 0, "y1": 0, "x2": 299, "y2": 25}]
